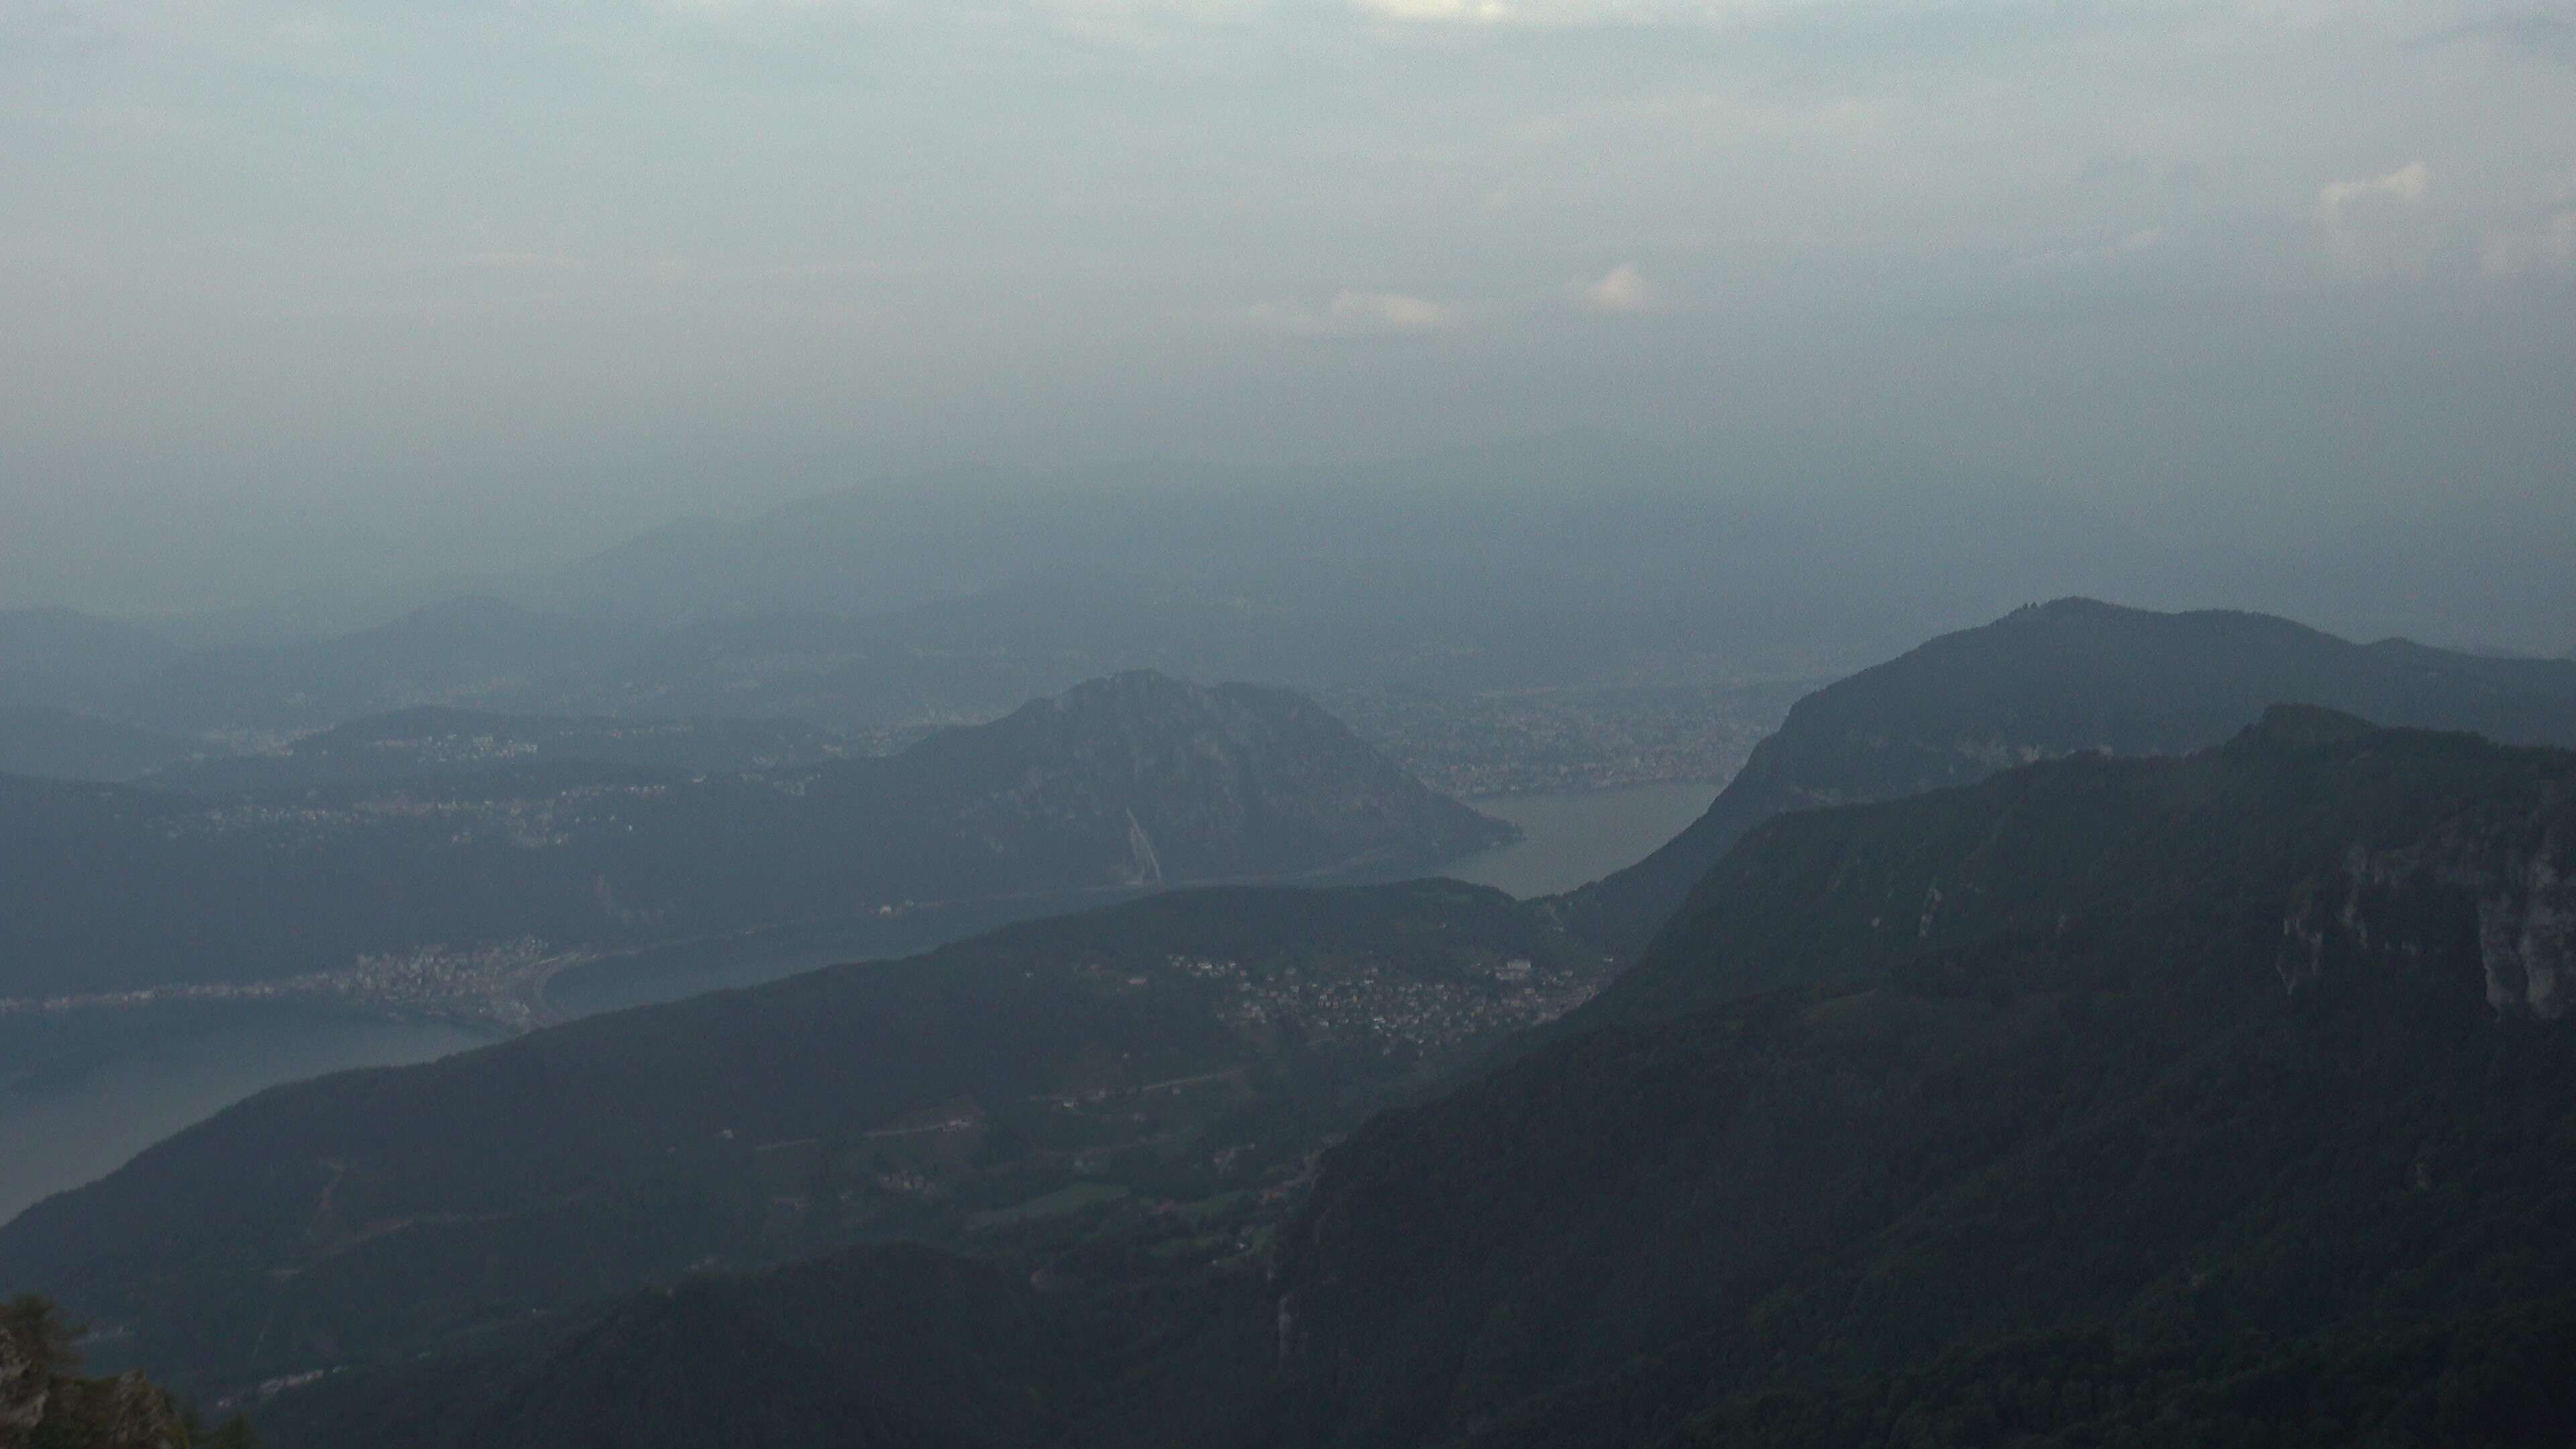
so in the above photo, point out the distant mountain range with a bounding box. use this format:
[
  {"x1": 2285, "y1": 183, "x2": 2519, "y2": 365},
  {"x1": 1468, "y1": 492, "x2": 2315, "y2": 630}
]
[
  {"x1": 127, "y1": 598, "x2": 645, "y2": 735},
  {"x1": 17, "y1": 598, "x2": 2576, "y2": 1446},
  {"x1": 0, "y1": 614, "x2": 191, "y2": 769},
  {"x1": 141, "y1": 706, "x2": 850, "y2": 794},
  {"x1": 413, "y1": 445, "x2": 2180, "y2": 675},
  {"x1": 0, "y1": 451, "x2": 2237, "y2": 745},
  {"x1": 8, "y1": 581, "x2": 1790, "y2": 753},
  {"x1": 74, "y1": 437, "x2": 2571, "y2": 668},
  {"x1": 0, "y1": 672, "x2": 1511, "y2": 1002},
  {"x1": 1562, "y1": 598, "x2": 2576, "y2": 954}
]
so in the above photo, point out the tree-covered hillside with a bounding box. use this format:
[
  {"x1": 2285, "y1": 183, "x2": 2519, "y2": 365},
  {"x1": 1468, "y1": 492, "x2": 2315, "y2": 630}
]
[
  {"x1": 0, "y1": 880, "x2": 1596, "y2": 1394},
  {"x1": 0, "y1": 672, "x2": 1511, "y2": 1001},
  {"x1": 1562, "y1": 598, "x2": 2576, "y2": 955},
  {"x1": 252, "y1": 1246, "x2": 1078, "y2": 1449},
  {"x1": 23, "y1": 709, "x2": 2576, "y2": 1449},
  {"x1": 226, "y1": 710, "x2": 2576, "y2": 1449},
  {"x1": 1271, "y1": 710, "x2": 2576, "y2": 1446}
]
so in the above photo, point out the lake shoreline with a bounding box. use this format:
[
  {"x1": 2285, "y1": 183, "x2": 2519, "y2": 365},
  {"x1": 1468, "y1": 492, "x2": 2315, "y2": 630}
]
[{"x1": 0, "y1": 779, "x2": 1724, "y2": 1224}]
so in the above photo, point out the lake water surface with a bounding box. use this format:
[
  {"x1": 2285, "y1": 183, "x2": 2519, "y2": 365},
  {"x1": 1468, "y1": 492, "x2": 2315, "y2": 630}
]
[
  {"x1": 1441, "y1": 780, "x2": 1716, "y2": 899},
  {"x1": 0, "y1": 1006, "x2": 496, "y2": 1226},
  {"x1": 0, "y1": 779, "x2": 1717, "y2": 1225}
]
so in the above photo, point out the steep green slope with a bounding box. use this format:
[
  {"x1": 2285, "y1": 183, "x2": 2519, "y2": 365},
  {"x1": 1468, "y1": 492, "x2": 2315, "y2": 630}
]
[
  {"x1": 0, "y1": 881, "x2": 1597, "y2": 1395},
  {"x1": 260, "y1": 1246, "x2": 1076, "y2": 1449},
  {"x1": 1570, "y1": 700, "x2": 2529, "y2": 1032},
  {"x1": 1562, "y1": 598, "x2": 2576, "y2": 955},
  {"x1": 1664, "y1": 1303, "x2": 2576, "y2": 1449},
  {"x1": 1270, "y1": 712, "x2": 2576, "y2": 1448}
]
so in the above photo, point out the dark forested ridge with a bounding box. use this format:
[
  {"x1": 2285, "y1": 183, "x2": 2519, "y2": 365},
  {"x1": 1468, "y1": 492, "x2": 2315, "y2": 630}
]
[
  {"x1": 0, "y1": 880, "x2": 1599, "y2": 1393},
  {"x1": 0, "y1": 672, "x2": 1511, "y2": 1000},
  {"x1": 16, "y1": 581, "x2": 2576, "y2": 1449},
  {"x1": 1269, "y1": 710, "x2": 2576, "y2": 1446},
  {"x1": 173, "y1": 710, "x2": 2576, "y2": 1449},
  {"x1": 1651, "y1": 1302, "x2": 2576, "y2": 1449},
  {"x1": 18, "y1": 711, "x2": 2576, "y2": 1449},
  {"x1": 249, "y1": 1246, "x2": 1083, "y2": 1449},
  {"x1": 1560, "y1": 598, "x2": 2576, "y2": 955}
]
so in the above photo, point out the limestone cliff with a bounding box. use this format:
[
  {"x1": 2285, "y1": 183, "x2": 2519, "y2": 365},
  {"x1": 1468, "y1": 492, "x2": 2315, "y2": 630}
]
[
  {"x1": 0, "y1": 1299, "x2": 200, "y2": 1449},
  {"x1": 2279, "y1": 786, "x2": 2576, "y2": 1018}
]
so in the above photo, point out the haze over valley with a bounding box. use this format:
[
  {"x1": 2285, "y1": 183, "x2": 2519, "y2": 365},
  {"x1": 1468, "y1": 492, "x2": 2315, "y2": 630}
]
[{"x1": 7, "y1": 1, "x2": 2576, "y2": 1445}]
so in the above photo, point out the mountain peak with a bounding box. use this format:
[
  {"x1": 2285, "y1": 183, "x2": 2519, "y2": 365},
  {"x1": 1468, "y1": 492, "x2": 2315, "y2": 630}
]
[
  {"x1": 2010, "y1": 595, "x2": 2126, "y2": 619},
  {"x1": 1560, "y1": 600, "x2": 2576, "y2": 957},
  {"x1": 1055, "y1": 668, "x2": 1197, "y2": 705},
  {"x1": 908, "y1": 672, "x2": 1513, "y2": 881}
]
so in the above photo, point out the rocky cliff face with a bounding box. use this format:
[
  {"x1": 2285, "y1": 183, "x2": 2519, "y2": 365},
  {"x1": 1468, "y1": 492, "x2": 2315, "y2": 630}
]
[
  {"x1": 1, "y1": 1326, "x2": 46, "y2": 1441},
  {"x1": 0, "y1": 1304, "x2": 191, "y2": 1449},
  {"x1": 1268, "y1": 716, "x2": 2576, "y2": 1449},
  {"x1": 2279, "y1": 788, "x2": 2576, "y2": 1019},
  {"x1": 36, "y1": 1374, "x2": 189, "y2": 1449}
]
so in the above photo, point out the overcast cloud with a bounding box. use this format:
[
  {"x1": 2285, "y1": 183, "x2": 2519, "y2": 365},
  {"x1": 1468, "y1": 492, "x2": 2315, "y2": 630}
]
[{"x1": 2, "y1": 0, "x2": 2571, "y2": 616}]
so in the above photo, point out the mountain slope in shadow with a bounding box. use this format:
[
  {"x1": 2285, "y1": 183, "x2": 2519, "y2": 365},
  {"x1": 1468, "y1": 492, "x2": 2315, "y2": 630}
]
[{"x1": 1560, "y1": 598, "x2": 2576, "y2": 956}]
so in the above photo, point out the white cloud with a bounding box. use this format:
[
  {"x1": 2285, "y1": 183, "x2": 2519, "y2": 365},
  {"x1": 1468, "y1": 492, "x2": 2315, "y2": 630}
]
[
  {"x1": 2318, "y1": 160, "x2": 2430, "y2": 216},
  {"x1": 1576, "y1": 262, "x2": 1654, "y2": 312},
  {"x1": 1248, "y1": 290, "x2": 1457, "y2": 336},
  {"x1": 2316, "y1": 162, "x2": 2436, "y2": 276}
]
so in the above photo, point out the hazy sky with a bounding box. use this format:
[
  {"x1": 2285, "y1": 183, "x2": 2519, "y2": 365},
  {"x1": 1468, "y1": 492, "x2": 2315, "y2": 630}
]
[{"x1": 4, "y1": 0, "x2": 2573, "y2": 615}]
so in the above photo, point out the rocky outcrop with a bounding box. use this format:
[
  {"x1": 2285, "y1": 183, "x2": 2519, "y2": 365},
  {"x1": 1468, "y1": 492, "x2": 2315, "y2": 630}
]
[
  {"x1": 0, "y1": 1330, "x2": 47, "y2": 1442},
  {"x1": 44, "y1": 1372, "x2": 189, "y2": 1449},
  {"x1": 2277, "y1": 791, "x2": 2576, "y2": 1019},
  {"x1": 0, "y1": 1303, "x2": 191, "y2": 1448},
  {"x1": 2472, "y1": 849, "x2": 2573, "y2": 1018}
]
